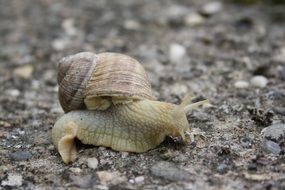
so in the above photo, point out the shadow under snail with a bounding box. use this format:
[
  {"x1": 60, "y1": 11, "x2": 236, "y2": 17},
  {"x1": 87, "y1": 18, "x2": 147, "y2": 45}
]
[{"x1": 52, "y1": 52, "x2": 209, "y2": 164}]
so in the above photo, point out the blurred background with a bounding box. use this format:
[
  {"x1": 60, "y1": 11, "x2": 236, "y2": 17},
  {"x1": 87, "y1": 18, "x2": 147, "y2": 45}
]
[{"x1": 1, "y1": 0, "x2": 284, "y2": 101}]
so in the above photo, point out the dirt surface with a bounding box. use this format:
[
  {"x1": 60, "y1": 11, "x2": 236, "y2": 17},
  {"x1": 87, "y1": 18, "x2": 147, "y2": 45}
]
[{"x1": 1, "y1": 0, "x2": 285, "y2": 189}]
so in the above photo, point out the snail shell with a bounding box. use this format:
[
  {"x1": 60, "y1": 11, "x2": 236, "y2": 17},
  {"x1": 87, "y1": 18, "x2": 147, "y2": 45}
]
[{"x1": 57, "y1": 52, "x2": 155, "y2": 112}]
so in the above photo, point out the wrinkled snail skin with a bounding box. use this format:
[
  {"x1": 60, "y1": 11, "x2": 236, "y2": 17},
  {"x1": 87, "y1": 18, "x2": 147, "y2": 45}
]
[{"x1": 52, "y1": 99, "x2": 190, "y2": 164}]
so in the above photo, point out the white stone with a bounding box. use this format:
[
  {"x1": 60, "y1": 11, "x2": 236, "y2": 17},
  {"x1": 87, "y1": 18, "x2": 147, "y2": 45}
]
[
  {"x1": 51, "y1": 38, "x2": 70, "y2": 51},
  {"x1": 13, "y1": 65, "x2": 34, "y2": 79},
  {"x1": 169, "y1": 43, "x2": 186, "y2": 63},
  {"x1": 96, "y1": 171, "x2": 126, "y2": 185},
  {"x1": 5, "y1": 89, "x2": 20, "y2": 97},
  {"x1": 1, "y1": 173, "x2": 23, "y2": 187},
  {"x1": 250, "y1": 76, "x2": 268, "y2": 88},
  {"x1": 69, "y1": 167, "x2": 82, "y2": 173},
  {"x1": 120, "y1": 152, "x2": 129, "y2": 158},
  {"x1": 123, "y1": 20, "x2": 141, "y2": 30},
  {"x1": 202, "y1": 2, "x2": 223, "y2": 15},
  {"x1": 62, "y1": 19, "x2": 78, "y2": 36},
  {"x1": 184, "y1": 13, "x2": 205, "y2": 26},
  {"x1": 234, "y1": 80, "x2": 249, "y2": 89},
  {"x1": 31, "y1": 80, "x2": 40, "y2": 90},
  {"x1": 134, "y1": 176, "x2": 145, "y2": 183},
  {"x1": 87, "y1": 157, "x2": 99, "y2": 169}
]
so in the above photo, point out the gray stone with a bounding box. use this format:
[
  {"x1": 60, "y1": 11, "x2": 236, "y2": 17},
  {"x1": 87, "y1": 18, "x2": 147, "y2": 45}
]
[
  {"x1": 172, "y1": 154, "x2": 188, "y2": 163},
  {"x1": 1, "y1": 173, "x2": 23, "y2": 187},
  {"x1": 184, "y1": 13, "x2": 205, "y2": 26},
  {"x1": 10, "y1": 151, "x2": 32, "y2": 161},
  {"x1": 261, "y1": 123, "x2": 285, "y2": 142},
  {"x1": 134, "y1": 176, "x2": 144, "y2": 183},
  {"x1": 267, "y1": 91, "x2": 285, "y2": 101},
  {"x1": 279, "y1": 66, "x2": 285, "y2": 81},
  {"x1": 13, "y1": 65, "x2": 34, "y2": 79},
  {"x1": 123, "y1": 20, "x2": 141, "y2": 30},
  {"x1": 261, "y1": 140, "x2": 281, "y2": 155},
  {"x1": 5, "y1": 89, "x2": 20, "y2": 98},
  {"x1": 240, "y1": 137, "x2": 252, "y2": 148},
  {"x1": 87, "y1": 157, "x2": 99, "y2": 169},
  {"x1": 217, "y1": 163, "x2": 228, "y2": 174},
  {"x1": 169, "y1": 43, "x2": 186, "y2": 63},
  {"x1": 273, "y1": 107, "x2": 285, "y2": 116},
  {"x1": 150, "y1": 161, "x2": 191, "y2": 181},
  {"x1": 234, "y1": 80, "x2": 249, "y2": 89},
  {"x1": 96, "y1": 171, "x2": 126, "y2": 185},
  {"x1": 201, "y1": 2, "x2": 223, "y2": 16},
  {"x1": 70, "y1": 174, "x2": 96, "y2": 188}
]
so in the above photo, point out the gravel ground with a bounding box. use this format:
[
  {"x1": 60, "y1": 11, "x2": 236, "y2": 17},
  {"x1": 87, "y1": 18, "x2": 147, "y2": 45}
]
[{"x1": 1, "y1": 0, "x2": 285, "y2": 189}]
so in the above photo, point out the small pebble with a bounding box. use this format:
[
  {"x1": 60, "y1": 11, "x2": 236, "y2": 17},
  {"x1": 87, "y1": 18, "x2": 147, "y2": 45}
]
[
  {"x1": 31, "y1": 80, "x2": 40, "y2": 90},
  {"x1": 0, "y1": 130, "x2": 5, "y2": 137},
  {"x1": 261, "y1": 123, "x2": 285, "y2": 142},
  {"x1": 172, "y1": 154, "x2": 188, "y2": 163},
  {"x1": 160, "y1": 150, "x2": 175, "y2": 160},
  {"x1": 234, "y1": 80, "x2": 249, "y2": 89},
  {"x1": 273, "y1": 107, "x2": 285, "y2": 116},
  {"x1": 62, "y1": 19, "x2": 78, "y2": 36},
  {"x1": 247, "y1": 163, "x2": 257, "y2": 171},
  {"x1": 169, "y1": 43, "x2": 186, "y2": 63},
  {"x1": 167, "y1": 5, "x2": 189, "y2": 20},
  {"x1": 50, "y1": 106, "x2": 64, "y2": 114},
  {"x1": 87, "y1": 157, "x2": 99, "y2": 169},
  {"x1": 70, "y1": 174, "x2": 95, "y2": 188},
  {"x1": 1, "y1": 173, "x2": 23, "y2": 187},
  {"x1": 201, "y1": 1, "x2": 223, "y2": 16},
  {"x1": 261, "y1": 140, "x2": 281, "y2": 155},
  {"x1": 0, "y1": 121, "x2": 12, "y2": 128},
  {"x1": 240, "y1": 137, "x2": 252, "y2": 148},
  {"x1": 169, "y1": 83, "x2": 188, "y2": 97},
  {"x1": 123, "y1": 20, "x2": 141, "y2": 30},
  {"x1": 43, "y1": 70, "x2": 56, "y2": 85},
  {"x1": 150, "y1": 161, "x2": 191, "y2": 181},
  {"x1": 267, "y1": 91, "x2": 285, "y2": 101},
  {"x1": 69, "y1": 167, "x2": 82, "y2": 173},
  {"x1": 10, "y1": 151, "x2": 32, "y2": 161},
  {"x1": 217, "y1": 163, "x2": 228, "y2": 174},
  {"x1": 250, "y1": 75, "x2": 268, "y2": 88},
  {"x1": 96, "y1": 171, "x2": 126, "y2": 185},
  {"x1": 184, "y1": 13, "x2": 205, "y2": 26},
  {"x1": 5, "y1": 89, "x2": 20, "y2": 98},
  {"x1": 52, "y1": 38, "x2": 69, "y2": 51},
  {"x1": 121, "y1": 152, "x2": 129, "y2": 158},
  {"x1": 13, "y1": 65, "x2": 34, "y2": 79},
  {"x1": 278, "y1": 66, "x2": 285, "y2": 81},
  {"x1": 134, "y1": 176, "x2": 145, "y2": 183}
]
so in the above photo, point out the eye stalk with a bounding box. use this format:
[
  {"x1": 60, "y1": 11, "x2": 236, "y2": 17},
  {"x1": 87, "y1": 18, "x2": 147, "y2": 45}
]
[{"x1": 172, "y1": 96, "x2": 211, "y2": 144}]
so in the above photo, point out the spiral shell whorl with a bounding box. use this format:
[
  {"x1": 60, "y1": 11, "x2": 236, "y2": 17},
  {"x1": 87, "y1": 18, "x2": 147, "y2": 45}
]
[
  {"x1": 85, "y1": 52, "x2": 154, "y2": 100},
  {"x1": 57, "y1": 52, "x2": 155, "y2": 113},
  {"x1": 58, "y1": 52, "x2": 97, "y2": 112}
]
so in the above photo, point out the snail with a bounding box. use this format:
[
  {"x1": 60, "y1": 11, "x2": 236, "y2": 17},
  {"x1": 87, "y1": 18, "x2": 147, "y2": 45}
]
[{"x1": 52, "y1": 52, "x2": 209, "y2": 164}]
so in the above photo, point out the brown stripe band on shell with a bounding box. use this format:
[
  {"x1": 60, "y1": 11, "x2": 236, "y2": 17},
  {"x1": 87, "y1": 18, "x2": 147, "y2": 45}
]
[{"x1": 58, "y1": 52, "x2": 98, "y2": 112}]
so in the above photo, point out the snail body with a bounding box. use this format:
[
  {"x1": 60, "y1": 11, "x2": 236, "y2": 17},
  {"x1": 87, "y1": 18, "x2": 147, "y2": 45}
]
[
  {"x1": 52, "y1": 98, "x2": 207, "y2": 164},
  {"x1": 52, "y1": 52, "x2": 208, "y2": 164}
]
